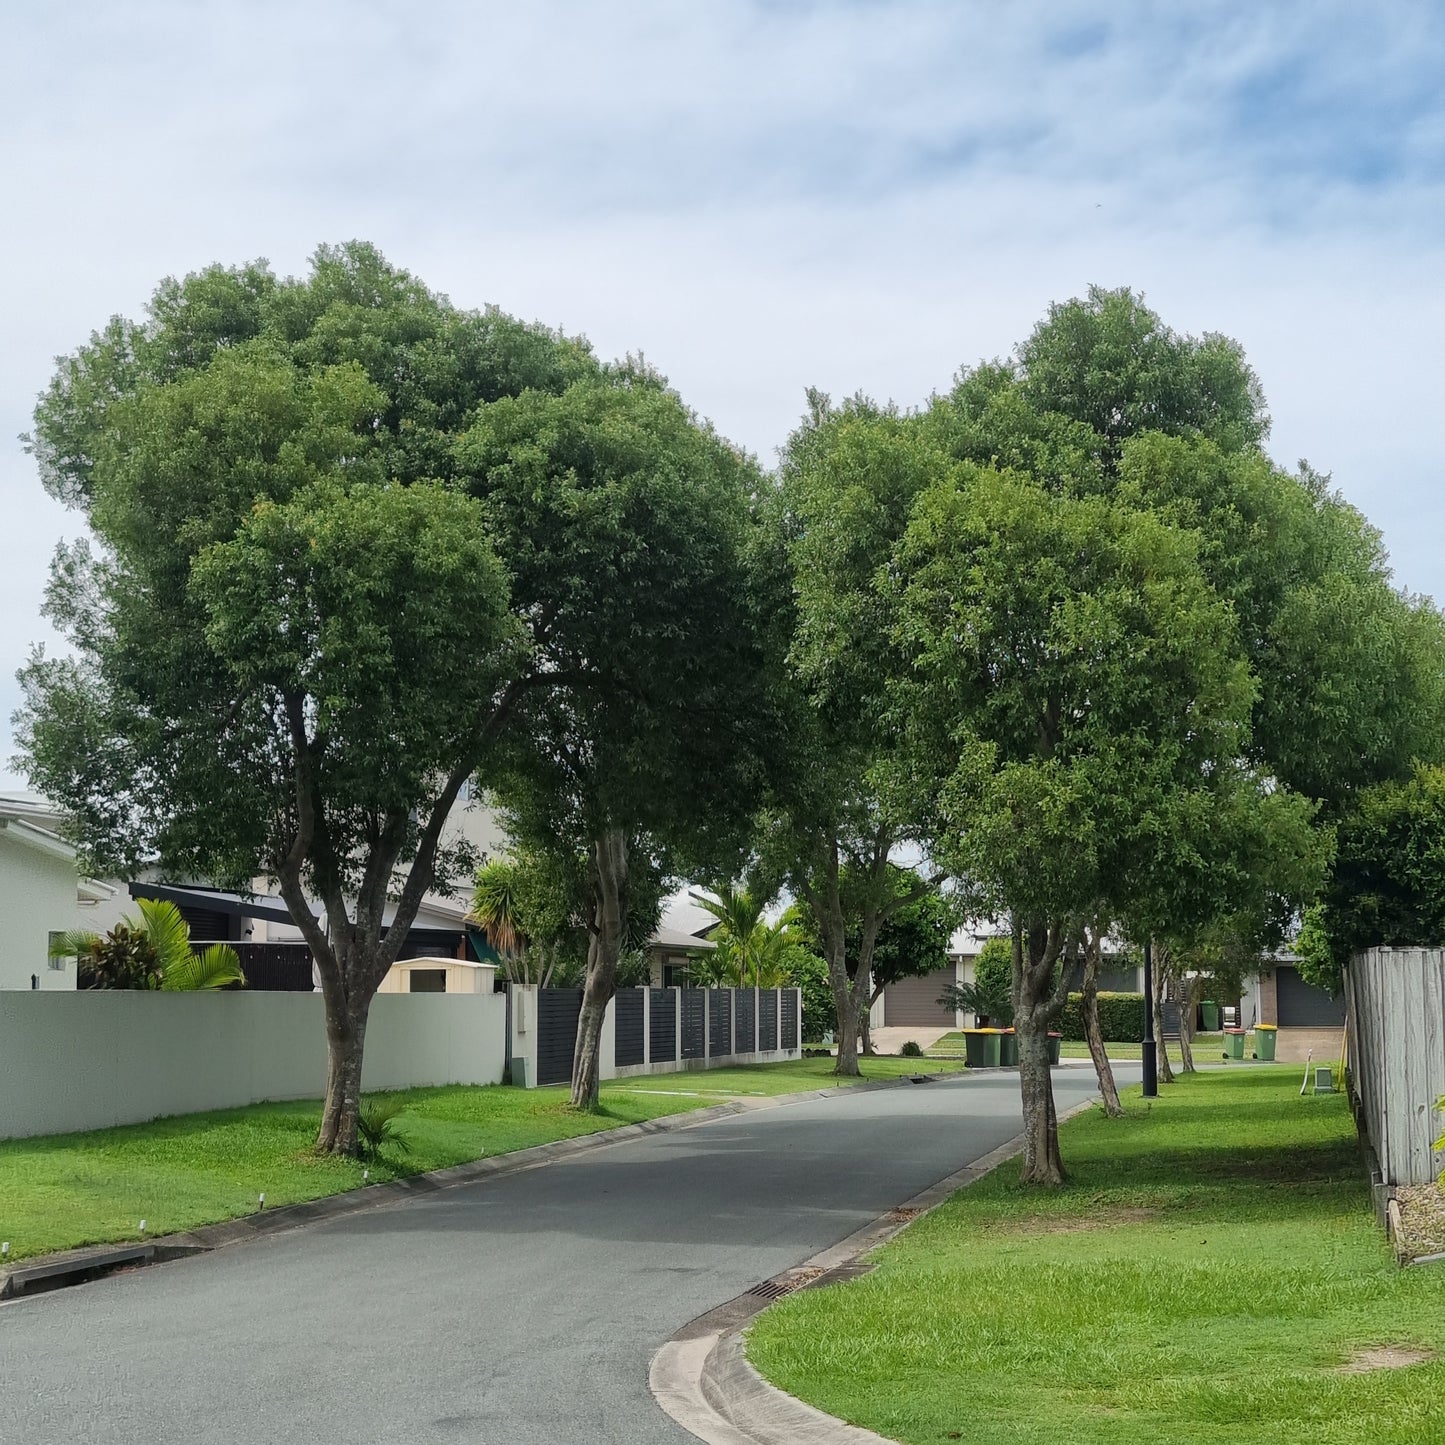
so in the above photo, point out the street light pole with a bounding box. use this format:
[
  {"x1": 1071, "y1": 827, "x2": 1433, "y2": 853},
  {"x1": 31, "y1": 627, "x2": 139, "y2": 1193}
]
[{"x1": 1141, "y1": 938, "x2": 1158, "y2": 1097}]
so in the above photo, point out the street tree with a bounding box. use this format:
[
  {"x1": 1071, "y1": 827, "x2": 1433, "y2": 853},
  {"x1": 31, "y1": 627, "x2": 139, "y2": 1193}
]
[
  {"x1": 18, "y1": 244, "x2": 593, "y2": 1154},
  {"x1": 892, "y1": 467, "x2": 1255, "y2": 1183},
  {"x1": 768, "y1": 396, "x2": 950, "y2": 1075},
  {"x1": 456, "y1": 366, "x2": 776, "y2": 1108}
]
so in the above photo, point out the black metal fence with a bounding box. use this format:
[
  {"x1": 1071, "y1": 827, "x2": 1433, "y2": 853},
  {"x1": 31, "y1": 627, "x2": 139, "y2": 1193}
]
[
  {"x1": 680, "y1": 989, "x2": 705, "y2": 1060},
  {"x1": 708, "y1": 988, "x2": 732, "y2": 1056},
  {"x1": 614, "y1": 988, "x2": 645, "y2": 1066},
  {"x1": 231, "y1": 943, "x2": 313, "y2": 991},
  {"x1": 528, "y1": 985, "x2": 801, "y2": 1090},
  {"x1": 537, "y1": 988, "x2": 583, "y2": 1086},
  {"x1": 649, "y1": 988, "x2": 678, "y2": 1063}
]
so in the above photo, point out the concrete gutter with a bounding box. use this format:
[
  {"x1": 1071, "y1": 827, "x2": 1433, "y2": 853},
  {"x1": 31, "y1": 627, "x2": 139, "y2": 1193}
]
[
  {"x1": 650, "y1": 1097, "x2": 1101, "y2": 1445},
  {"x1": 0, "y1": 1069, "x2": 957, "y2": 1302}
]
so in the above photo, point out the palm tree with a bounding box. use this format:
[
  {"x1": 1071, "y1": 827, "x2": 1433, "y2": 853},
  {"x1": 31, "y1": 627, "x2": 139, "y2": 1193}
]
[
  {"x1": 467, "y1": 859, "x2": 525, "y2": 967},
  {"x1": 50, "y1": 897, "x2": 246, "y2": 990},
  {"x1": 690, "y1": 885, "x2": 776, "y2": 986}
]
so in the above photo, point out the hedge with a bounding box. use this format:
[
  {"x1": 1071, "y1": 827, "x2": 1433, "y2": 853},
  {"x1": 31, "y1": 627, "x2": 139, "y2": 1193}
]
[{"x1": 1058, "y1": 991, "x2": 1145, "y2": 1042}]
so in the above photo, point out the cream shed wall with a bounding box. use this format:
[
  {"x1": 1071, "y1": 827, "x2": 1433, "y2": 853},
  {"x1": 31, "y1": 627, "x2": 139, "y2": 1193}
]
[{"x1": 0, "y1": 829, "x2": 79, "y2": 991}]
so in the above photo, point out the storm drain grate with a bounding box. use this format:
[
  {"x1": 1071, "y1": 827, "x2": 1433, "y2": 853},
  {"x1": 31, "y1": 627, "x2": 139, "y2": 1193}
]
[{"x1": 747, "y1": 1278, "x2": 801, "y2": 1301}]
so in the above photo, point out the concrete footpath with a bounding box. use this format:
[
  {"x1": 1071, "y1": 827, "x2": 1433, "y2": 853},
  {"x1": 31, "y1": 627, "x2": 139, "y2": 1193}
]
[{"x1": 0, "y1": 1066, "x2": 1117, "y2": 1445}]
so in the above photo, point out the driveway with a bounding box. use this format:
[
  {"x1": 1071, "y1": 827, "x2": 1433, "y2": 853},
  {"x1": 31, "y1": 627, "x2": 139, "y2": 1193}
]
[{"x1": 1, "y1": 1065, "x2": 1121, "y2": 1444}]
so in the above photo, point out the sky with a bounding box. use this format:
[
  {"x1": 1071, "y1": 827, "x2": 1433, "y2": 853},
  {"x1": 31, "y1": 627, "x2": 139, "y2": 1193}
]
[{"x1": 2, "y1": 1, "x2": 1444, "y2": 794}]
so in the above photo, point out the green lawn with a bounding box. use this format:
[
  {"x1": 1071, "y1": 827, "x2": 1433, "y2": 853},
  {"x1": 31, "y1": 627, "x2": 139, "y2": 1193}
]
[
  {"x1": 747, "y1": 1068, "x2": 1445, "y2": 1445},
  {"x1": 0, "y1": 1081, "x2": 709, "y2": 1262},
  {"x1": 610, "y1": 1055, "x2": 969, "y2": 1098}
]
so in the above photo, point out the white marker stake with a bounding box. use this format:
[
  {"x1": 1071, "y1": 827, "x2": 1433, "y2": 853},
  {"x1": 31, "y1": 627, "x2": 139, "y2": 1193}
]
[
  {"x1": 139, "y1": 1220, "x2": 146, "y2": 1234},
  {"x1": 258, "y1": 1193, "x2": 265, "y2": 1211},
  {"x1": 2, "y1": 1241, "x2": 9, "y2": 1257}
]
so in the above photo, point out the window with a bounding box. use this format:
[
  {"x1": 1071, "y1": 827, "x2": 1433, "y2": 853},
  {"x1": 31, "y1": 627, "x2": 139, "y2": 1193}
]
[
  {"x1": 408, "y1": 969, "x2": 448, "y2": 993},
  {"x1": 46, "y1": 932, "x2": 66, "y2": 970}
]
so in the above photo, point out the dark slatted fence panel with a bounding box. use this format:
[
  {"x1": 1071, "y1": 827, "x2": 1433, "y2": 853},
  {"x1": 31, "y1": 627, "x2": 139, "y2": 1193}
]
[
  {"x1": 680, "y1": 990, "x2": 705, "y2": 1060},
  {"x1": 537, "y1": 988, "x2": 583, "y2": 1086},
  {"x1": 233, "y1": 943, "x2": 313, "y2": 991},
  {"x1": 735, "y1": 988, "x2": 756, "y2": 1054},
  {"x1": 759, "y1": 989, "x2": 778, "y2": 1052},
  {"x1": 649, "y1": 989, "x2": 677, "y2": 1063},
  {"x1": 781, "y1": 989, "x2": 799, "y2": 1050},
  {"x1": 709, "y1": 989, "x2": 733, "y2": 1057},
  {"x1": 614, "y1": 989, "x2": 645, "y2": 1067}
]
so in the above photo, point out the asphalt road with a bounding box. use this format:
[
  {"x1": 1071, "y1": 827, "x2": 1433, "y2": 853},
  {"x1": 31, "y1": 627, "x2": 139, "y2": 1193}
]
[{"x1": 1, "y1": 1065, "x2": 1120, "y2": 1445}]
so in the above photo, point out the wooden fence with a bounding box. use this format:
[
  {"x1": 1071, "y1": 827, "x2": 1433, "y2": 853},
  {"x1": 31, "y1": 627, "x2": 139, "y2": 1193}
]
[{"x1": 1345, "y1": 947, "x2": 1445, "y2": 1185}]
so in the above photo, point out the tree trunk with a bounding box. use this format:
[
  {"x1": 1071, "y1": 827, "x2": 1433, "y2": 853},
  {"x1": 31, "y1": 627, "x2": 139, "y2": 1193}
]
[
  {"x1": 1014, "y1": 922, "x2": 1068, "y2": 1185},
  {"x1": 570, "y1": 828, "x2": 627, "y2": 1110},
  {"x1": 1081, "y1": 938, "x2": 1123, "y2": 1118},
  {"x1": 317, "y1": 983, "x2": 371, "y2": 1155},
  {"x1": 860, "y1": 995, "x2": 875, "y2": 1056},
  {"x1": 1176, "y1": 973, "x2": 1200, "y2": 1074},
  {"x1": 1152, "y1": 947, "x2": 1176, "y2": 1085},
  {"x1": 831, "y1": 978, "x2": 862, "y2": 1075}
]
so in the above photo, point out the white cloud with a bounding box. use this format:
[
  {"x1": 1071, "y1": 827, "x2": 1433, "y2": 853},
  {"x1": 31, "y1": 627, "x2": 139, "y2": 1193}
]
[{"x1": 3, "y1": 1, "x2": 1443, "y2": 783}]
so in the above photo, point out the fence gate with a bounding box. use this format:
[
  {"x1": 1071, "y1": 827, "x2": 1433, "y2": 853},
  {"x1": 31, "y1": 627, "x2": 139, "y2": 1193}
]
[{"x1": 536, "y1": 988, "x2": 583, "y2": 1086}]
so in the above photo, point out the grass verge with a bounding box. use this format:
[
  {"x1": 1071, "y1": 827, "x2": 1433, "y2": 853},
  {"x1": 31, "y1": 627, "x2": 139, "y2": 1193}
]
[
  {"x1": 746, "y1": 1068, "x2": 1445, "y2": 1445},
  {"x1": 0, "y1": 1081, "x2": 709, "y2": 1262}
]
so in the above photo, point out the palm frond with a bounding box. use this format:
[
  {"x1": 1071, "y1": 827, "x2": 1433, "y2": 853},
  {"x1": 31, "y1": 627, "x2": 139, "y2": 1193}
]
[
  {"x1": 48, "y1": 929, "x2": 101, "y2": 959},
  {"x1": 161, "y1": 942, "x2": 247, "y2": 991},
  {"x1": 132, "y1": 897, "x2": 196, "y2": 974}
]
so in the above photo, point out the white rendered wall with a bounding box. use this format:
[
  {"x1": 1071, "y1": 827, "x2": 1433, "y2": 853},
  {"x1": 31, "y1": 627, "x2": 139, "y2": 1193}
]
[
  {"x1": 0, "y1": 990, "x2": 506, "y2": 1139},
  {"x1": 0, "y1": 832, "x2": 80, "y2": 992}
]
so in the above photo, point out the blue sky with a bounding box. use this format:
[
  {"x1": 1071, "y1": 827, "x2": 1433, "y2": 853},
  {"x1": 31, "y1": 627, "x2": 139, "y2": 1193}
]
[{"x1": 2, "y1": 1, "x2": 1444, "y2": 786}]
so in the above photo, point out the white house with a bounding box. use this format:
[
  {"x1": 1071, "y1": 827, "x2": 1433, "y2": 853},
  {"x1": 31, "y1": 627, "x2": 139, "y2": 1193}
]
[{"x1": 0, "y1": 794, "x2": 116, "y2": 990}]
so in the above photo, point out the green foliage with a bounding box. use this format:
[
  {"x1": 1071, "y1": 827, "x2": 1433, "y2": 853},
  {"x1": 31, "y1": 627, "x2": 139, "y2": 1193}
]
[
  {"x1": 894, "y1": 466, "x2": 1253, "y2": 928},
  {"x1": 355, "y1": 1097, "x2": 411, "y2": 1163},
  {"x1": 974, "y1": 936, "x2": 1012, "y2": 1003},
  {"x1": 899, "y1": 1039, "x2": 924, "y2": 1058},
  {"x1": 51, "y1": 897, "x2": 245, "y2": 991},
  {"x1": 1293, "y1": 903, "x2": 1340, "y2": 997},
  {"x1": 783, "y1": 946, "x2": 833, "y2": 1042},
  {"x1": 1057, "y1": 992, "x2": 1146, "y2": 1042},
  {"x1": 1313, "y1": 764, "x2": 1445, "y2": 972}
]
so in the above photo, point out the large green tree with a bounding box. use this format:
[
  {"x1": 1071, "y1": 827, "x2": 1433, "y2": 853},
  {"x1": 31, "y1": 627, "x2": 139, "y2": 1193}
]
[
  {"x1": 892, "y1": 467, "x2": 1256, "y2": 1182},
  {"x1": 455, "y1": 366, "x2": 776, "y2": 1108},
  {"x1": 767, "y1": 397, "x2": 948, "y2": 1075},
  {"x1": 19, "y1": 244, "x2": 593, "y2": 1153}
]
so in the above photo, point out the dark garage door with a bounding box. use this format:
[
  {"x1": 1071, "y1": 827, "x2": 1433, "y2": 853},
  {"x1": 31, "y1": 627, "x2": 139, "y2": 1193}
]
[
  {"x1": 884, "y1": 967, "x2": 956, "y2": 1027},
  {"x1": 1275, "y1": 966, "x2": 1346, "y2": 1028}
]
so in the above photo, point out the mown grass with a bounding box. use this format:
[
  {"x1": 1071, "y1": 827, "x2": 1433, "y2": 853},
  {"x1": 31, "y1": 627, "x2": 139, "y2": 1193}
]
[
  {"x1": 610, "y1": 1054, "x2": 969, "y2": 1097},
  {"x1": 0, "y1": 1081, "x2": 708, "y2": 1262},
  {"x1": 747, "y1": 1068, "x2": 1445, "y2": 1445}
]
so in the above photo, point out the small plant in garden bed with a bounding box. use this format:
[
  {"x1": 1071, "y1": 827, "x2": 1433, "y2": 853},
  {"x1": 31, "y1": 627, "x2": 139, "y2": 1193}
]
[
  {"x1": 899, "y1": 1040, "x2": 925, "y2": 1057},
  {"x1": 355, "y1": 1097, "x2": 411, "y2": 1162}
]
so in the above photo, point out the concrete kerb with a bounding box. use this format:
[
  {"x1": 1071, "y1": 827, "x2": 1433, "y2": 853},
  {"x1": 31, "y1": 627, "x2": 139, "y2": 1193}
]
[
  {"x1": 649, "y1": 1096, "x2": 1102, "y2": 1445},
  {"x1": 0, "y1": 1067, "x2": 962, "y2": 1302}
]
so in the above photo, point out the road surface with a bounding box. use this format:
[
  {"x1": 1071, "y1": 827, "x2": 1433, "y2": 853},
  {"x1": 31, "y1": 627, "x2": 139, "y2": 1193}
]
[{"x1": 2, "y1": 1065, "x2": 1121, "y2": 1444}]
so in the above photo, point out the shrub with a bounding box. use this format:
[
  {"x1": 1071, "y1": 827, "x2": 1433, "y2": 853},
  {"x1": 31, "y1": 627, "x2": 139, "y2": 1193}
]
[
  {"x1": 1057, "y1": 992, "x2": 1145, "y2": 1041},
  {"x1": 899, "y1": 1039, "x2": 925, "y2": 1058},
  {"x1": 356, "y1": 1097, "x2": 411, "y2": 1162},
  {"x1": 787, "y1": 949, "x2": 834, "y2": 1042}
]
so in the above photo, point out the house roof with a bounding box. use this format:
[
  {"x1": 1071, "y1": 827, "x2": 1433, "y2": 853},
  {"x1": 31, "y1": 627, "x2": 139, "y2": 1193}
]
[
  {"x1": 127, "y1": 882, "x2": 468, "y2": 932},
  {"x1": 647, "y1": 926, "x2": 718, "y2": 953},
  {"x1": 0, "y1": 812, "x2": 78, "y2": 863}
]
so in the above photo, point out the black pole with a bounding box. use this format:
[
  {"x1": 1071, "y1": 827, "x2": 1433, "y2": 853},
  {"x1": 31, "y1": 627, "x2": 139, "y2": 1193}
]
[{"x1": 1141, "y1": 939, "x2": 1158, "y2": 1097}]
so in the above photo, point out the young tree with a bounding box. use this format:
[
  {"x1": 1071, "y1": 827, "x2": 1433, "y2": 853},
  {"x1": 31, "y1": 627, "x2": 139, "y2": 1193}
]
[
  {"x1": 18, "y1": 245, "x2": 593, "y2": 1154},
  {"x1": 893, "y1": 468, "x2": 1254, "y2": 1183},
  {"x1": 457, "y1": 367, "x2": 777, "y2": 1109}
]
